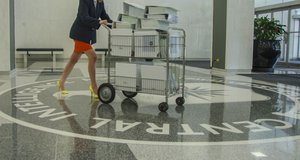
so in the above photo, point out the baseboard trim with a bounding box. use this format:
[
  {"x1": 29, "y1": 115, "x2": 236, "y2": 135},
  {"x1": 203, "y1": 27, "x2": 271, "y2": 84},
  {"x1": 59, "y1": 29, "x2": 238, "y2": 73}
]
[
  {"x1": 184, "y1": 58, "x2": 210, "y2": 61},
  {"x1": 212, "y1": 68, "x2": 252, "y2": 73},
  {"x1": 0, "y1": 71, "x2": 10, "y2": 75},
  {"x1": 0, "y1": 69, "x2": 16, "y2": 76}
]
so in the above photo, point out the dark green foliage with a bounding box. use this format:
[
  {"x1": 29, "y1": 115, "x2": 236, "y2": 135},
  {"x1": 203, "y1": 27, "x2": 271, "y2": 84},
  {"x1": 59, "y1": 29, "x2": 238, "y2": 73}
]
[{"x1": 254, "y1": 16, "x2": 286, "y2": 41}]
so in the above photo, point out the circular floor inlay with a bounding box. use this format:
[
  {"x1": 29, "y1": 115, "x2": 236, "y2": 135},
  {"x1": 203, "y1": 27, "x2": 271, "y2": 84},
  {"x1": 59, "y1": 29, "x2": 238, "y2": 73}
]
[{"x1": 1, "y1": 77, "x2": 300, "y2": 146}]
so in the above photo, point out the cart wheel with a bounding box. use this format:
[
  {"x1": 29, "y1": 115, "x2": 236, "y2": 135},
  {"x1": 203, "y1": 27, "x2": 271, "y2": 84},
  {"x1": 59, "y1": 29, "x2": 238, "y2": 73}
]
[
  {"x1": 98, "y1": 83, "x2": 115, "y2": 104},
  {"x1": 176, "y1": 97, "x2": 185, "y2": 106},
  {"x1": 158, "y1": 102, "x2": 169, "y2": 112},
  {"x1": 122, "y1": 91, "x2": 138, "y2": 98}
]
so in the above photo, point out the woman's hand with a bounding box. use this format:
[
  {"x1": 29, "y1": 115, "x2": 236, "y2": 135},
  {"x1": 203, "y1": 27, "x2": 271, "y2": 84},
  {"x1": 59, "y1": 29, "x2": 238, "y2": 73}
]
[{"x1": 100, "y1": 20, "x2": 108, "y2": 25}]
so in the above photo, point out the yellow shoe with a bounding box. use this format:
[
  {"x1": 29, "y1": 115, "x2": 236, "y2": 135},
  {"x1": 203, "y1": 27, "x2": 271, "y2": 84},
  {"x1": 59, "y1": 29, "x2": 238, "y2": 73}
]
[
  {"x1": 57, "y1": 80, "x2": 69, "y2": 95},
  {"x1": 89, "y1": 85, "x2": 99, "y2": 99}
]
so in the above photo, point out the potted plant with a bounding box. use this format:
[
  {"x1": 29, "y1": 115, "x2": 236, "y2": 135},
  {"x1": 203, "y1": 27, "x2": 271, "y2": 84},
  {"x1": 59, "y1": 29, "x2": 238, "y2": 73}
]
[{"x1": 253, "y1": 16, "x2": 286, "y2": 72}]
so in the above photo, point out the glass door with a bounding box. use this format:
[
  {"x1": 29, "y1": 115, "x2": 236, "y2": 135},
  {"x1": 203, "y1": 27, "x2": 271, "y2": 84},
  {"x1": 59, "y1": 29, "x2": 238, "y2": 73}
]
[
  {"x1": 273, "y1": 10, "x2": 289, "y2": 62},
  {"x1": 289, "y1": 8, "x2": 300, "y2": 64}
]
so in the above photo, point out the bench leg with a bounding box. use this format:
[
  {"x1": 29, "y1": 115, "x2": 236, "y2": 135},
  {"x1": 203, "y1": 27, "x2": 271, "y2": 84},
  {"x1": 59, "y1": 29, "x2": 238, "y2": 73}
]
[
  {"x1": 102, "y1": 54, "x2": 105, "y2": 64},
  {"x1": 53, "y1": 54, "x2": 56, "y2": 70},
  {"x1": 23, "y1": 54, "x2": 27, "y2": 68}
]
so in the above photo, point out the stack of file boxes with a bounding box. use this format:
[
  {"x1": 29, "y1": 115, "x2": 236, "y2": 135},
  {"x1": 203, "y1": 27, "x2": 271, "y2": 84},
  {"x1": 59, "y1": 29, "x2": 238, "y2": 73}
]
[{"x1": 112, "y1": 2, "x2": 183, "y2": 94}]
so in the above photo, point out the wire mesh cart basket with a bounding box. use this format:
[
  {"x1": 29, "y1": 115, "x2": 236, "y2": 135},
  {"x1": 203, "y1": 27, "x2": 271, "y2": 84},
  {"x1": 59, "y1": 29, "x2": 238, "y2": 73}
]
[{"x1": 97, "y1": 26, "x2": 186, "y2": 112}]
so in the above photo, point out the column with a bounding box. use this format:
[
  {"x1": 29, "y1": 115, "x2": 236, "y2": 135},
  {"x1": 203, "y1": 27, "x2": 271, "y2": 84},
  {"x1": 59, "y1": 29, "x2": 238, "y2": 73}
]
[
  {"x1": 212, "y1": 0, "x2": 255, "y2": 71},
  {"x1": 0, "y1": 0, "x2": 15, "y2": 74}
]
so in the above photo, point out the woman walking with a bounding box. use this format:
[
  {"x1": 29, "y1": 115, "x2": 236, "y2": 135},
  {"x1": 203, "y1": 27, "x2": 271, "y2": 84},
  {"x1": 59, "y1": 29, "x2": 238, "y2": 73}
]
[{"x1": 58, "y1": 0, "x2": 112, "y2": 98}]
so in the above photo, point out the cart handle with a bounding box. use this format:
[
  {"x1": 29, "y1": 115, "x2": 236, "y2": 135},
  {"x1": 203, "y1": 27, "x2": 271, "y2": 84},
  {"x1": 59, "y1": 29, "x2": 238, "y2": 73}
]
[
  {"x1": 102, "y1": 24, "x2": 112, "y2": 31},
  {"x1": 102, "y1": 24, "x2": 112, "y2": 57},
  {"x1": 168, "y1": 27, "x2": 186, "y2": 37}
]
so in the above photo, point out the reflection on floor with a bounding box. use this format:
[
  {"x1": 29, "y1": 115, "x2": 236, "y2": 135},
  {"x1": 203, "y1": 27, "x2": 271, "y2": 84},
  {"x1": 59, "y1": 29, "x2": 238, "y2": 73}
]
[
  {"x1": 239, "y1": 74, "x2": 300, "y2": 86},
  {"x1": 0, "y1": 60, "x2": 300, "y2": 160}
]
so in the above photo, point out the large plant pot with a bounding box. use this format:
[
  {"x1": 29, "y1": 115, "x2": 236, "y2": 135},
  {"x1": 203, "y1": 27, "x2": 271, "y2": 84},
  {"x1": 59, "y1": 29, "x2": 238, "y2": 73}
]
[{"x1": 252, "y1": 40, "x2": 281, "y2": 72}]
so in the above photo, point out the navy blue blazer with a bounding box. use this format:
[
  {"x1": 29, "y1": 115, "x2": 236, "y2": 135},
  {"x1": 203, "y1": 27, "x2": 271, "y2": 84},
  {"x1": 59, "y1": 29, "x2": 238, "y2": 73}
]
[{"x1": 70, "y1": 0, "x2": 112, "y2": 44}]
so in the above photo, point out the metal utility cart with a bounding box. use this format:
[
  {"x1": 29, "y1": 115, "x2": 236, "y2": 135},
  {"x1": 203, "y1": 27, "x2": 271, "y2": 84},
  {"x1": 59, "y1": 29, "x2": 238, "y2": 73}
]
[{"x1": 97, "y1": 25, "x2": 186, "y2": 112}]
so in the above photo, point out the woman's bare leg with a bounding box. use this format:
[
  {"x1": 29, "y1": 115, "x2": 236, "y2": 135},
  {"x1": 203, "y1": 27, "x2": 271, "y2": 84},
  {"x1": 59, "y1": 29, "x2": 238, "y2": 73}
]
[
  {"x1": 85, "y1": 49, "x2": 98, "y2": 93},
  {"x1": 60, "y1": 52, "x2": 82, "y2": 89}
]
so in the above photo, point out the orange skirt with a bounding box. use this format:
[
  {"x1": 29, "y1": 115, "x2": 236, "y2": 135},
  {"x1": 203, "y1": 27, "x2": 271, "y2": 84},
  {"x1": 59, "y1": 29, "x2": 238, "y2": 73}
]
[{"x1": 74, "y1": 40, "x2": 92, "y2": 53}]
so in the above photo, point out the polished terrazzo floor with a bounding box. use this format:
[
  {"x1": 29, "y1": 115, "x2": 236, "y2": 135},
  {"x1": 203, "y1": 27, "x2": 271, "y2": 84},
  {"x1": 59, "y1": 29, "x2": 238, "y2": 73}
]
[{"x1": 0, "y1": 60, "x2": 300, "y2": 160}]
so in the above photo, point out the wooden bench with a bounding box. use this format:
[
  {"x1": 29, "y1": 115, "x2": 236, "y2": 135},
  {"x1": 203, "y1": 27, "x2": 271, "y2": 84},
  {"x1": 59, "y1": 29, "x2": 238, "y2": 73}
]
[{"x1": 16, "y1": 48, "x2": 63, "y2": 68}]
